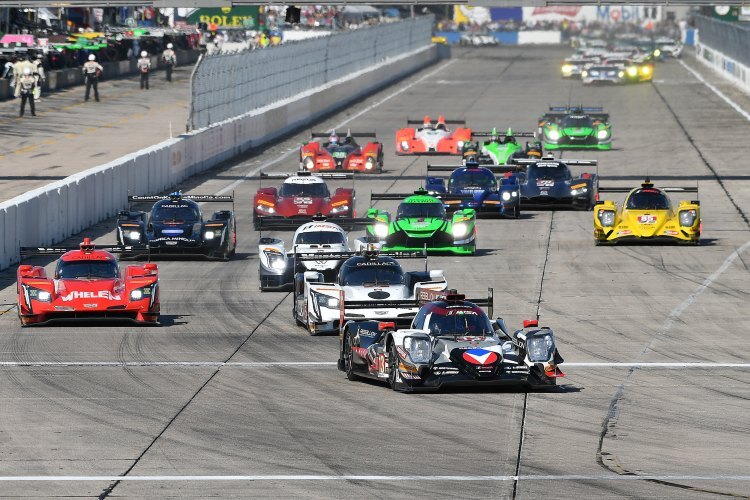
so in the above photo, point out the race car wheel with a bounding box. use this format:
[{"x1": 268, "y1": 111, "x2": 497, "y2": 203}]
[
  {"x1": 344, "y1": 333, "x2": 361, "y2": 381},
  {"x1": 388, "y1": 342, "x2": 400, "y2": 391}
]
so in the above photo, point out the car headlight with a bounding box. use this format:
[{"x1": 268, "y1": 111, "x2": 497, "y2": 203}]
[
  {"x1": 264, "y1": 250, "x2": 287, "y2": 271},
  {"x1": 374, "y1": 223, "x2": 389, "y2": 238},
  {"x1": 501, "y1": 191, "x2": 511, "y2": 201},
  {"x1": 547, "y1": 130, "x2": 560, "y2": 141},
  {"x1": 627, "y1": 66, "x2": 637, "y2": 77},
  {"x1": 653, "y1": 49, "x2": 661, "y2": 57},
  {"x1": 618, "y1": 71, "x2": 624, "y2": 78},
  {"x1": 640, "y1": 66, "x2": 651, "y2": 75},
  {"x1": 204, "y1": 231, "x2": 215, "y2": 240},
  {"x1": 329, "y1": 204, "x2": 349, "y2": 214},
  {"x1": 256, "y1": 203, "x2": 275, "y2": 214},
  {"x1": 404, "y1": 336, "x2": 431, "y2": 364},
  {"x1": 400, "y1": 140, "x2": 409, "y2": 151},
  {"x1": 452, "y1": 223, "x2": 468, "y2": 238},
  {"x1": 365, "y1": 157, "x2": 375, "y2": 170},
  {"x1": 303, "y1": 157, "x2": 315, "y2": 170},
  {"x1": 571, "y1": 187, "x2": 588, "y2": 196},
  {"x1": 37, "y1": 290, "x2": 51, "y2": 302},
  {"x1": 457, "y1": 141, "x2": 464, "y2": 149},
  {"x1": 581, "y1": 70, "x2": 588, "y2": 77},
  {"x1": 527, "y1": 334, "x2": 554, "y2": 362},
  {"x1": 127, "y1": 231, "x2": 140, "y2": 240},
  {"x1": 315, "y1": 292, "x2": 339, "y2": 309},
  {"x1": 130, "y1": 289, "x2": 143, "y2": 301},
  {"x1": 679, "y1": 209, "x2": 696, "y2": 226},
  {"x1": 598, "y1": 209, "x2": 616, "y2": 227},
  {"x1": 561, "y1": 64, "x2": 573, "y2": 73},
  {"x1": 597, "y1": 129, "x2": 609, "y2": 140}
]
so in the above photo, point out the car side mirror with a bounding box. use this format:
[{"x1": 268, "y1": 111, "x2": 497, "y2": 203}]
[{"x1": 495, "y1": 318, "x2": 508, "y2": 334}]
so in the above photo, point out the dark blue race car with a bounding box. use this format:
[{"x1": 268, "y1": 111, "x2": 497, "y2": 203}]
[
  {"x1": 425, "y1": 162, "x2": 521, "y2": 218},
  {"x1": 514, "y1": 156, "x2": 598, "y2": 210}
]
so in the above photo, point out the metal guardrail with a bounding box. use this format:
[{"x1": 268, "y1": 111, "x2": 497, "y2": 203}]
[
  {"x1": 696, "y1": 15, "x2": 750, "y2": 68},
  {"x1": 188, "y1": 16, "x2": 434, "y2": 131}
]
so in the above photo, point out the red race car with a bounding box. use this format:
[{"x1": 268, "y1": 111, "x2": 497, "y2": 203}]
[
  {"x1": 253, "y1": 171, "x2": 355, "y2": 230},
  {"x1": 300, "y1": 130, "x2": 383, "y2": 173},
  {"x1": 17, "y1": 238, "x2": 159, "y2": 326},
  {"x1": 395, "y1": 115, "x2": 472, "y2": 155}
]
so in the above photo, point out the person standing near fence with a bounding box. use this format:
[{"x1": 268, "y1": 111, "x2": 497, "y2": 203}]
[
  {"x1": 13, "y1": 55, "x2": 35, "y2": 98},
  {"x1": 18, "y1": 67, "x2": 36, "y2": 117},
  {"x1": 33, "y1": 54, "x2": 45, "y2": 101},
  {"x1": 162, "y1": 43, "x2": 176, "y2": 82},
  {"x1": 82, "y1": 54, "x2": 103, "y2": 102},
  {"x1": 138, "y1": 51, "x2": 151, "y2": 90}
]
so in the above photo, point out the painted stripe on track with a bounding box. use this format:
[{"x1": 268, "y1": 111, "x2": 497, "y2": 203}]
[
  {"x1": 0, "y1": 474, "x2": 747, "y2": 482},
  {"x1": 679, "y1": 59, "x2": 750, "y2": 123}
]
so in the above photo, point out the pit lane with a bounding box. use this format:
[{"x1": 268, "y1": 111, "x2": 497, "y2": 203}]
[{"x1": 0, "y1": 46, "x2": 748, "y2": 499}]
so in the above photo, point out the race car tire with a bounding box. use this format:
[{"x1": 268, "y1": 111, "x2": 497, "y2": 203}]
[
  {"x1": 344, "y1": 333, "x2": 361, "y2": 381},
  {"x1": 388, "y1": 342, "x2": 400, "y2": 391}
]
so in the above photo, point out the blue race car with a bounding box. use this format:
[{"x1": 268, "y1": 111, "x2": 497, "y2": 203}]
[
  {"x1": 513, "y1": 156, "x2": 598, "y2": 210},
  {"x1": 425, "y1": 161, "x2": 521, "y2": 218}
]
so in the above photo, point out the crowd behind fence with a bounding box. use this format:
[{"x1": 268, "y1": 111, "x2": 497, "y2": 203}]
[
  {"x1": 695, "y1": 15, "x2": 750, "y2": 68},
  {"x1": 188, "y1": 15, "x2": 433, "y2": 131}
]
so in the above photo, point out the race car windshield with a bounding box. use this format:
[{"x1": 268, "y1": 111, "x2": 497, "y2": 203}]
[
  {"x1": 626, "y1": 190, "x2": 671, "y2": 210},
  {"x1": 527, "y1": 164, "x2": 571, "y2": 181},
  {"x1": 397, "y1": 202, "x2": 445, "y2": 219},
  {"x1": 562, "y1": 116, "x2": 593, "y2": 128},
  {"x1": 449, "y1": 170, "x2": 495, "y2": 190},
  {"x1": 280, "y1": 183, "x2": 330, "y2": 198},
  {"x1": 339, "y1": 265, "x2": 405, "y2": 286},
  {"x1": 56, "y1": 260, "x2": 119, "y2": 279},
  {"x1": 151, "y1": 204, "x2": 201, "y2": 222},
  {"x1": 295, "y1": 231, "x2": 346, "y2": 245},
  {"x1": 423, "y1": 310, "x2": 493, "y2": 336}
]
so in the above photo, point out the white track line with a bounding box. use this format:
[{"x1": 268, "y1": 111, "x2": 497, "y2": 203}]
[
  {"x1": 216, "y1": 59, "x2": 456, "y2": 196},
  {"x1": 0, "y1": 474, "x2": 747, "y2": 482},
  {"x1": 0, "y1": 361, "x2": 748, "y2": 368},
  {"x1": 679, "y1": 59, "x2": 750, "y2": 123}
]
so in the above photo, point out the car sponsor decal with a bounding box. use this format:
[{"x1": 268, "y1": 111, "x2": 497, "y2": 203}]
[
  {"x1": 294, "y1": 197, "x2": 313, "y2": 205},
  {"x1": 162, "y1": 229, "x2": 184, "y2": 235},
  {"x1": 617, "y1": 230, "x2": 633, "y2": 236},
  {"x1": 462, "y1": 349, "x2": 499, "y2": 365},
  {"x1": 637, "y1": 214, "x2": 657, "y2": 224},
  {"x1": 61, "y1": 291, "x2": 122, "y2": 302},
  {"x1": 536, "y1": 180, "x2": 555, "y2": 187}
]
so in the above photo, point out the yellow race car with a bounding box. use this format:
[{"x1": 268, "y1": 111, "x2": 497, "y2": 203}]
[{"x1": 594, "y1": 179, "x2": 700, "y2": 245}]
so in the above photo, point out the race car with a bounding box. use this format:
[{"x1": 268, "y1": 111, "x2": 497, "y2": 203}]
[
  {"x1": 654, "y1": 37, "x2": 683, "y2": 58},
  {"x1": 253, "y1": 171, "x2": 355, "y2": 230},
  {"x1": 17, "y1": 238, "x2": 159, "y2": 326},
  {"x1": 470, "y1": 128, "x2": 540, "y2": 165},
  {"x1": 292, "y1": 247, "x2": 447, "y2": 335},
  {"x1": 395, "y1": 115, "x2": 472, "y2": 155},
  {"x1": 425, "y1": 162, "x2": 521, "y2": 218},
  {"x1": 561, "y1": 54, "x2": 601, "y2": 78},
  {"x1": 514, "y1": 156, "x2": 598, "y2": 209},
  {"x1": 581, "y1": 63, "x2": 624, "y2": 85},
  {"x1": 338, "y1": 288, "x2": 565, "y2": 392},
  {"x1": 594, "y1": 179, "x2": 700, "y2": 245},
  {"x1": 258, "y1": 216, "x2": 371, "y2": 291},
  {"x1": 361, "y1": 188, "x2": 477, "y2": 255},
  {"x1": 116, "y1": 192, "x2": 236, "y2": 260},
  {"x1": 537, "y1": 106, "x2": 612, "y2": 151},
  {"x1": 300, "y1": 130, "x2": 383, "y2": 173}
]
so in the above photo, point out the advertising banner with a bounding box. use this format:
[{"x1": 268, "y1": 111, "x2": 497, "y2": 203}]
[{"x1": 187, "y1": 6, "x2": 259, "y2": 28}]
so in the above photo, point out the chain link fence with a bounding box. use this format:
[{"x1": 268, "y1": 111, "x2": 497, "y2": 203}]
[
  {"x1": 696, "y1": 15, "x2": 750, "y2": 68},
  {"x1": 188, "y1": 15, "x2": 434, "y2": 130}
]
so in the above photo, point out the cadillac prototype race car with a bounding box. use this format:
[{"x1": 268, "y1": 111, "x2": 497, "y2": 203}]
[
  {"x1": 395, "y1": 116, "x2": 472, "y2": 155},
  {"x1": 338, "y1": 288, "x2": 565, "y2": 391},
  {"x1": 425, "y1": 162, "x2": 521, "y2": 218},
  {"x1": 300, "y1": 130, "x2": 383, "y2": 173},
  {"x1": 537, "y1": 106, "x2": 612, "y2": 150},
  {"x1": 514, "y1": 156, "x2": 598, "y2": 209},
  {"x1": 470, "y1": 128, "x2": 541, "y2": 165},
  {"x1": 117, "y1": 192, "x2": 236, "y2": 260},
  {"x1": 258, "y1": 216, "x2": 371, "y2": 291},
  {"x1": 292, "y1": 248, "x2": 447, "y2": 335},
  {"x1": 17, "y1": 238, "x2": 159, "y2": 326},
  {"x1": 361, "y1": 188, "x2": 477, "y2": 255},
  {"x1": 253, "y1": 171, "x2": 355, "y2": 230},
  {"x1": 594, "y1": 179, "x2": 700, "y2": 245}
]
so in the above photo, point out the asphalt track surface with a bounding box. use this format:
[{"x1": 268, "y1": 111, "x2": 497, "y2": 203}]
[{"x1": 0, "y1": 46, "x2": 749, "y2": 498}]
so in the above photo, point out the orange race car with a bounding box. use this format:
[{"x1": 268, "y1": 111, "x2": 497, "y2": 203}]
[{"x1": 395, "y1": 115, "x2": 472, "y2": 155}]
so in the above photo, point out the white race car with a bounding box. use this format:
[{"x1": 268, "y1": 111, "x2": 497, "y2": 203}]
[
  {"x1": 258, "y1": 218, "x2": 369, "y2": 291},
  {"x1": 292, "y1": 249, "x2": 447, "y2": 335}
]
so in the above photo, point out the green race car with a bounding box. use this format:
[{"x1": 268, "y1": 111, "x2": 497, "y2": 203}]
[
  {"x1": 471, "y1": 128, "x2": 540, "y2": 165},
  {"x1": 363, "y1": 188, "x2": 477, "y2": 255},
  {"x1": 537, "y1": 106, "x2": 612, "y2": 150}
]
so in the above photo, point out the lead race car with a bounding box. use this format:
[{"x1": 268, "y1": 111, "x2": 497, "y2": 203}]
[
  {"x1": 17, "y1": 238, "x2": 160, "y2": 326},
  {"x1": 395, "y1": 115, "x2": 472, "y2": 155},
  {"x1": 425, "y1": 161, "x2": 521, "y2": 218},
  {"x1": 253, "y1": 171, "x2": 355, "y2": 230},
  {"x1": 537, "y1": 106, "x2": 612, "y2": 151},
  {"x1": 258, "y1": 215, "x2": 372, "y2": 291},
  {"x1": 594, "y1": 178, "x2": 700, "y2": 245},
  {"x1": 514, "y1": 156, "x2": 599, "y2": 210},
  {"x1": 116, "y1": 192, "x2": 236, "y2": 260},
  {"x1": 293, "y1": 247, "x2": 447, "y2": 335},
  {"x1": 300, "y1": 130, "x2": 383, "y2": 173},
  {"x1": 338, "y1": 288, "x2": 564, "y2": 392}
]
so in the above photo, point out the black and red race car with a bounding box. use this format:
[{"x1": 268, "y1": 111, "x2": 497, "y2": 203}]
[
  {"x1": 253, "y1": 171, "x2": 356, "y2": 230},
  {"x1": 300, "y1": 130, "x2": 383, "y2": 173},
  {"x1": 17, "y1": 238, "x2": 159, "y2": 326}
]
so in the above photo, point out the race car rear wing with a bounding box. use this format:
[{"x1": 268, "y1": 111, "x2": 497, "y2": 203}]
[
  {"x1": 418, "y1": 287, "x2": 494, "y2": 320},
  {"x1": 310, "y1": 131, "x2": 377, "y2": 138},
  {"x1": 259, "y1": 171, "x2": 354, "y2": 180},
  {"x1": 514, "y1": 158, "x2": 598, "y2": 167},
  {"x1": 255, "y1": 216, "x2": 372, "y2": 232},
  {"x1": 295, "y1": 249, "x2": 427, "y2": 262},
  {"x1": 426, "y1": 163, "x2": 522, "y2": 174},
  {"x1": 549, "y1": 106, "x2": 605, "y2": 113},
  {"x1": 599, "y1": 186, "x2": 699, "y2": 193},
  {"x1": 407, "y1": 118, "x2": 466, "y2": 125},
  {"x1": 19, "y1": 244, "x2": 146, "y2": 261},
  {"x1": 472, "y1": 131, "x2": 535, "y2": 138},
  {"x1": 128, "y1": 194, "x2": 233, "y2": 203}
]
